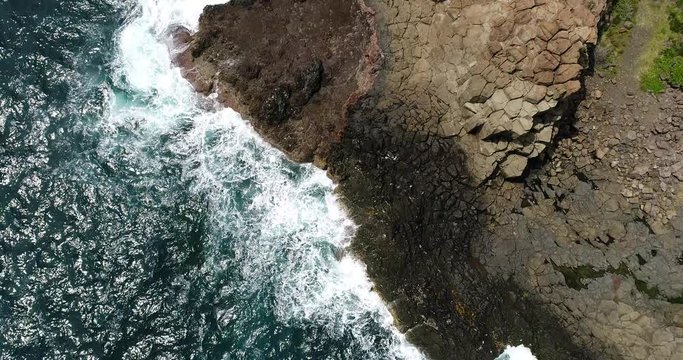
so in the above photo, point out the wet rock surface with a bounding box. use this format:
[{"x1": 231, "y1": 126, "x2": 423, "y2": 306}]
[{"x1": 173, "y1": 0, "x2": 683, "y2": 359}]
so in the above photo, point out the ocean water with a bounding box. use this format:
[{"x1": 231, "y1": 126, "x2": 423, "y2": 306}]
[{"x1": 0, "y1": 0, "x2": 535, "y2": 359}]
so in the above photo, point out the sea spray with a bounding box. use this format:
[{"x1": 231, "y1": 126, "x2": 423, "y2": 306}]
[
  {"x1": 109, "y1": 0, "x2": 425, "y2": 358},
  {"x1": 496, "y1": 345, "x2": 539, "y2": 360}
]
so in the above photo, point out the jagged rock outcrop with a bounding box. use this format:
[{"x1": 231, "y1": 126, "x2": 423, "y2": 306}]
[
  {"x1": 172, "y1": 0, "x2": 380, "y2": 166},
  {"x1": 168, "y1": 1, "x2": 665, "y2": 359}
]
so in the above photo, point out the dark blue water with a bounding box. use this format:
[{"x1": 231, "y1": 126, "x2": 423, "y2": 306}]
[{"x1": 0, "y1": 1, "x2": 424, "y2": 359}]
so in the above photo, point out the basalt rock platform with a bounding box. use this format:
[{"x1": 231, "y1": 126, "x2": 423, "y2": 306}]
[{"x1": 172, "y1": 0, "x2": 683, "y2": 359}]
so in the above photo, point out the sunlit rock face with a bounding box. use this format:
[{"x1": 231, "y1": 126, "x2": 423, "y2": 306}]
[{"x1": 373, "y1": 0, "x2": 606, "y2": 181}]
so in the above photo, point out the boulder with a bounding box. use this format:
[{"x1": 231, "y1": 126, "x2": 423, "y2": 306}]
[{"x1": 501, "y1": 154, "x2": 529, "y2": 178}]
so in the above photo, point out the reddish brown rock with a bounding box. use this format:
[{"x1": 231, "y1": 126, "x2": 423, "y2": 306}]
[{"x1": 175, "y1": 0, "x2": 378, "y2": 164}]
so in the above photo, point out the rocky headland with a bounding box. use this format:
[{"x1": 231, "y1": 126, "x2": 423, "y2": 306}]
[{"x1": 171, "y1": 0, "x2": 683, "y2": 359}]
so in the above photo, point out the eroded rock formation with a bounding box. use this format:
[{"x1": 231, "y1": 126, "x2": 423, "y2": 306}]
[
  {"x1": 477, "y1": 82, "x2": 683, "y2": 360},
  {"x1": 171, "y1": 0, "x2": 683, "y2": 359},
  {"x1": 177, "y1": 0, "x2": 606, "y2": 182}
]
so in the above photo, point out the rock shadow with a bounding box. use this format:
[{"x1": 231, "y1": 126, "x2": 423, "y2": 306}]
[{"x1": 327, "y1": 86, "x2": 597, "y2": 359}]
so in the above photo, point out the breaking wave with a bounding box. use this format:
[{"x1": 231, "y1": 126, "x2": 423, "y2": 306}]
[{"x1": 104, "y1": 0, "x2": 425, "y2": 358}]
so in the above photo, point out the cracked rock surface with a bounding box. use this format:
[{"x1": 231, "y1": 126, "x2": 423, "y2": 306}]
[
  {"x1": 377, "y1": 0, "x2": 605, "y2": 182},
  {"x1": 170, "y1": 0, "x2": 682, "y2": 359},
  {"x1": 478, "y1": 81, "x2": 683, "y2": 360}
]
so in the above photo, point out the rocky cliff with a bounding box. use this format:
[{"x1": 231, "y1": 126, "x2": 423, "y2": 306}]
[{"x1": 172, "y1": 0, "x2": 683, "y2": 359}]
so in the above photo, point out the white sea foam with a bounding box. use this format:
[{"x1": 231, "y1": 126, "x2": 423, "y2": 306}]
[
  {"x1": 104, "y1": 0, "x2": 425, "y2": 358},
  {"x1": 103, "y1": 0, "x2": 538, "y2": 359},
  {"x1": 495, "y1": 345, "x2": 538, "y2": 360}
]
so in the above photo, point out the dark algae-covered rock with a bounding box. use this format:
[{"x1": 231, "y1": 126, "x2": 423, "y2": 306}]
[
  {"x1": 261, "y1": 86, "x2": 291, "y2": 124},
  {"x1": 174, "y1": 0, "x2": 683, "y2": 359}
]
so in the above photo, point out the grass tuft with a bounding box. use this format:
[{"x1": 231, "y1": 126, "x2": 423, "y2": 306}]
[
  {"x1": 598, "y1": 0, "x2": 640, "y2": 76},
  {"x1": 641, "y1": 66, "x2": 668, "y2": 92},
  {"x1": 640, "y1": 0, "x2": 683, "y2": 92},
  {"x1": 612, "y1": 0, "x2": 640, "y2": 24}
]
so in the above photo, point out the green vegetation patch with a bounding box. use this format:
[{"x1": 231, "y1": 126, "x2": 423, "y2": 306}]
[
  {"x1": 552, "y1": 262, "x2": 630, "y2": 290},
  {"x1": 640, "y1": 0, "x2": 683, "y2": 92},
  {"x1": 552, "y1": 261, "x2": 683, "y2": 303},
  {"x1": 641, "y1": 48, "x2": 683, "y2": 92},
  {"x1": 613, "y1": 0, "x2": 641, "y2": 24},
  {"x1": 598, "y1": 0, "x2": 640, "y2": 74},
  {"x1": 671, "y1": 0, "x2": 683, "y2": 33}
]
